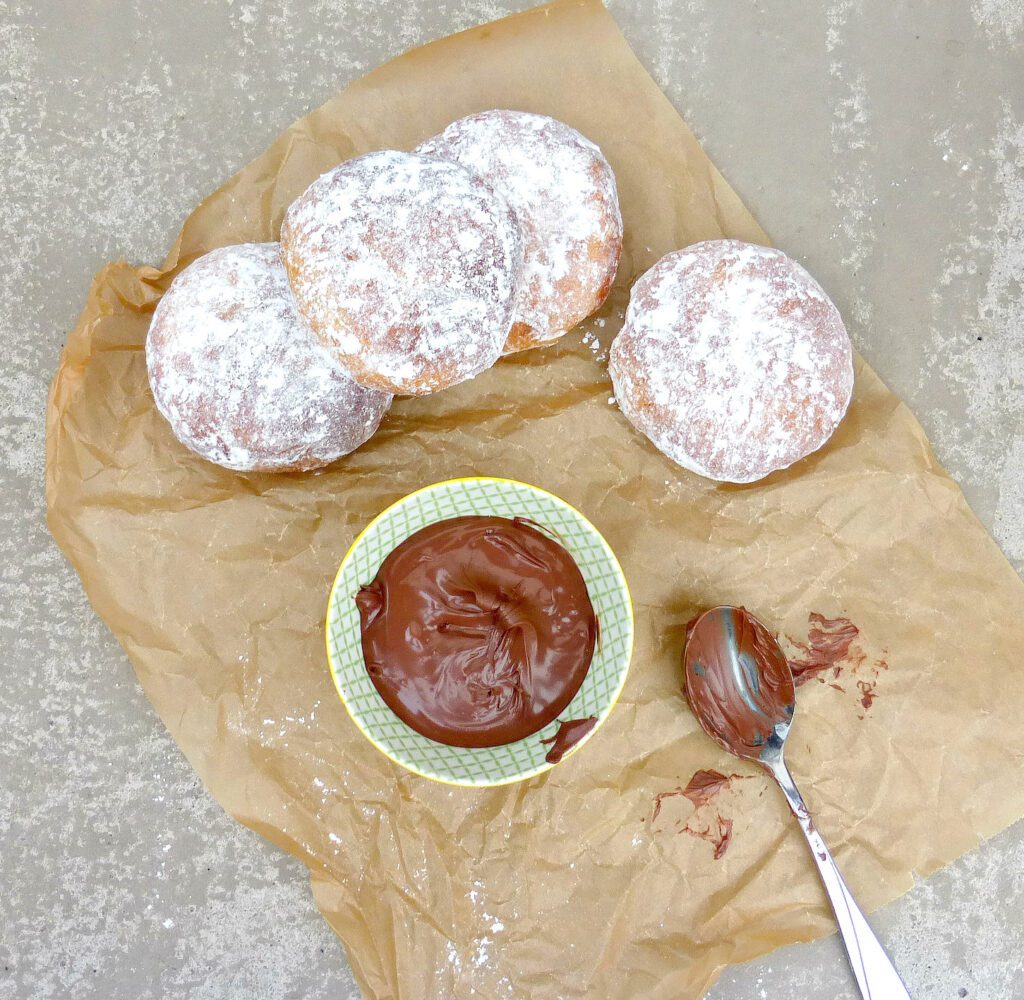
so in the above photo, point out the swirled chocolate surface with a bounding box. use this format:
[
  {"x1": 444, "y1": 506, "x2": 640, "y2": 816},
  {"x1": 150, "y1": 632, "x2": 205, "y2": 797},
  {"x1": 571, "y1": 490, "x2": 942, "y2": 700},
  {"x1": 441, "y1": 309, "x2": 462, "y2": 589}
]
[{"x1": 356, "y1": 516, "x2": 597, "y2": 748}]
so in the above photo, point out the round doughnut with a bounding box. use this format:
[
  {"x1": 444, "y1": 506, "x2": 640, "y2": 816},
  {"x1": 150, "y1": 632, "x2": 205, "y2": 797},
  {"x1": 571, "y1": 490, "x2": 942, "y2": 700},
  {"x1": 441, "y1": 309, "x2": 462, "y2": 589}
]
[
  {"x1": 146, "y1": 243, "x2": 391, "y2": 473},
  {"x1": 609, "y1": 240, "x2": 854, "y2": 483},
  {"x1": 280, "y1": 150, "x2": 523, "y2": 396},
  {"x1": 417, "y1": 110, "x2": 622, "y2": 354}
]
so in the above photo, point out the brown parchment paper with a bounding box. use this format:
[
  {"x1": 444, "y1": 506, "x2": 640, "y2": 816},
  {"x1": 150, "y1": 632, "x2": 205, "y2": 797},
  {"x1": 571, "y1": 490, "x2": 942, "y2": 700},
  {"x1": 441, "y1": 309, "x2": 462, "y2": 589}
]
[{"x1": 45, "y1": 2, "x2": 1024, "y2": 997}]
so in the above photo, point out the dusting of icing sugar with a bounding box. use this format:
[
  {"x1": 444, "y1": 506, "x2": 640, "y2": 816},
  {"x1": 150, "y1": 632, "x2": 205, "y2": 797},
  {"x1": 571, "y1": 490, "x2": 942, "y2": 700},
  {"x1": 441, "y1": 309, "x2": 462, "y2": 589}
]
[
  {"x1": 146, "y1": 243, "x2": 391, "y2": 472},
  {"x1": 609, "y1": 240, "x2": 854, "y2": 483},
  {"x1": 417, "y1": 111, "x2": 622, "y2": 353},
  {"x1": 281, "y1": 150, "x2": 523, "y2": 395}
]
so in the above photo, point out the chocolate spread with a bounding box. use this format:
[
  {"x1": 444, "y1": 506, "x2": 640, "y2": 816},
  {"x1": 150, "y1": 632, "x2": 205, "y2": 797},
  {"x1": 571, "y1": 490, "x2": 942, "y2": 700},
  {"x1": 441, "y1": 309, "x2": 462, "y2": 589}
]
[
  {"x1": 788, "y1": 613, "x2": 860, "y2": 686},
  {"x1": 683, "y1": 607, "x2": 795, "y2": 758},
  {"x1": 540, "y1": 716, "x2": 598, "y2": 763},
  {"x1": 356, "y1": 516, "x2": 597, "y2": 749}
]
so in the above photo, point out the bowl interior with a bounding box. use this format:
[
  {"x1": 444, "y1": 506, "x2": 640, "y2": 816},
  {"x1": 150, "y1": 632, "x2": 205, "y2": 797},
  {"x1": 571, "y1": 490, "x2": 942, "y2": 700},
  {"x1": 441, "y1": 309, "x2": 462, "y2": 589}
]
[{"x1": 326, "y1": 477, "x2": 633, "y2": 786}]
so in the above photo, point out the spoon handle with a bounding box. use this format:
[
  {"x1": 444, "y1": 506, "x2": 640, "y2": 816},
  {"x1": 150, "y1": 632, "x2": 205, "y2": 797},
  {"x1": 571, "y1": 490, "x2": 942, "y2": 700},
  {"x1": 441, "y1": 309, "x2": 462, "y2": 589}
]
[{"x1": 769, "y1": 759, "x2": 912, "y2": 1000}]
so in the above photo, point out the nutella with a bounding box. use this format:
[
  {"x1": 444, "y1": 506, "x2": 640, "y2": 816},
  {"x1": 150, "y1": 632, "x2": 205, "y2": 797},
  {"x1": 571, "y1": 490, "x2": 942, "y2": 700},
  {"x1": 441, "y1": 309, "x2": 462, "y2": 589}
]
[{"x1": 356, "y1": 516, "x2": 597, "y2": 749}]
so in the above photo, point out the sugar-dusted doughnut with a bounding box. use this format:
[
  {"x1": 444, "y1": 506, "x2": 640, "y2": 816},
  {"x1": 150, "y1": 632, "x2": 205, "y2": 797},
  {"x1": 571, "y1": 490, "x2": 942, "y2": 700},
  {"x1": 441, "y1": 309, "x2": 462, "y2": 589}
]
[
  {"x1": 280, "y1": 150, "x2": 523, "y2": 395},
  {"x1": 609, "y1": 240, "x2": 854, "y2": 483},
  {"x1": 417, "y1": 111, "x2": 622, "y2": 354},
  {"x1": 146, "y1": 242, "x2": 391, "y2": 472}
]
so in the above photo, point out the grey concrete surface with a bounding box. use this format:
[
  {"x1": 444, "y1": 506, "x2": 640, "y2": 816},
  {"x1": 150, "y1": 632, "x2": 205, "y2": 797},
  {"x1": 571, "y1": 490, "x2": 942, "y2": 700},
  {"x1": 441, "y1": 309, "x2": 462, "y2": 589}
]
[{"x1": 1, "y1": 0, "x2": 1022, "y2": 997}]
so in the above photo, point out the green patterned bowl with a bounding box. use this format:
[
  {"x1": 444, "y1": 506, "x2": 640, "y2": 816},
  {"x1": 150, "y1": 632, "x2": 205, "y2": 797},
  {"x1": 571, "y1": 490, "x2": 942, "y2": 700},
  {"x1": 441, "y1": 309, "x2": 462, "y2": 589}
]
[{"x1": 325, "y1": 477, "x2": 633, "y2": 786}]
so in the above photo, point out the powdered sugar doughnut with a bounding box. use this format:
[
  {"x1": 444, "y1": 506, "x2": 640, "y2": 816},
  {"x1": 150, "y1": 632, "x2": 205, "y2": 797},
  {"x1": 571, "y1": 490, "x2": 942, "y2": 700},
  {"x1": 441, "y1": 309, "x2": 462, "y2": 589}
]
[
  {"x1": 417, "y1": 111, "x2": 622, "y2": 354},
  {"x1": 609, "y1": 240, "x2": 854, "y2": 483},
  {"x1": 280, "y1": 150, "x2": 523, "y2": 396},
  {"x1": 146, "y1": 243, "x2": 391, "y2": 472}
]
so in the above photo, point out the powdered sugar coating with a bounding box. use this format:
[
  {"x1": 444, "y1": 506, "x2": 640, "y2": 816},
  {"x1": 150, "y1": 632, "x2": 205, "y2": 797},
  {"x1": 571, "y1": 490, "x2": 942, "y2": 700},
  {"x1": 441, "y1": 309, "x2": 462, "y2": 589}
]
[
  {"x1": 417, "y1": 111, "x2": 622, "y2": 354},
  {"x1": 609, "y1": 240, "x2": 854, "y2": 483},
  {"x1": 280, "y1": 150, "x2": 523, "y2": 395},
  {"x1": 146, "y1": 243, "x2": 391, "y2": 472}
]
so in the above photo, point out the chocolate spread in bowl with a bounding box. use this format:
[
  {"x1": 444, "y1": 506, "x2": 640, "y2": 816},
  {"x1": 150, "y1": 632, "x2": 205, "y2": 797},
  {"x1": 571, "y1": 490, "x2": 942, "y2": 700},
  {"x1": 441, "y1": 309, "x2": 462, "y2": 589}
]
[{"x1": 356, "y1": 515, "x2": 597, "y2": 749}]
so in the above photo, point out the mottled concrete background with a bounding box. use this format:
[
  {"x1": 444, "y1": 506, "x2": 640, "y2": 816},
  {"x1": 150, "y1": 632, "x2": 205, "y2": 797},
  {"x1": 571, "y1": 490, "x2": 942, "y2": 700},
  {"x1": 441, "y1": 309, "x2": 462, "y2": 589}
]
[{"x1": 1, "y1": 1, "x2": 1022, "y2": 998}]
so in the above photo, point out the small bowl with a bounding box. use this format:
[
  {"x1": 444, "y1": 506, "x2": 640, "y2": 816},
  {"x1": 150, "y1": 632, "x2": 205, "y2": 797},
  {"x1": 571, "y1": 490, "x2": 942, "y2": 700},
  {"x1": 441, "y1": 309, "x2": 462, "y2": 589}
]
[{"x1": 325, "y1": 477, "x2": 633, "y2": 786}]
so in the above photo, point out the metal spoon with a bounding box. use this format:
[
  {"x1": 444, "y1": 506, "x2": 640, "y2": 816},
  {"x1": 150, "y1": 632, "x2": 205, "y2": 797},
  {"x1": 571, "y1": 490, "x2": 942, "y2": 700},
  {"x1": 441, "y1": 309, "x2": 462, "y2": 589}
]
[{"x1": 683, "y1": 606, "x2": 911, "y2": 1000}]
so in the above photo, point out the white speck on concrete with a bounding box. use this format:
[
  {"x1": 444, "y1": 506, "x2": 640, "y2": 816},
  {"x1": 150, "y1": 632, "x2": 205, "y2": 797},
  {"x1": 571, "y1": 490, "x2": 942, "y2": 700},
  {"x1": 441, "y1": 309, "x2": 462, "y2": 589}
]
[
  {"x1": 995, "y1": 437, "x2": 1024, "y2": 561},
  {"x1": 923, "y1": 102, "x2": 1024, "y2": 562},
  {"x1": 971, "y1": 0, "x2": 1024, "y2": 42}
]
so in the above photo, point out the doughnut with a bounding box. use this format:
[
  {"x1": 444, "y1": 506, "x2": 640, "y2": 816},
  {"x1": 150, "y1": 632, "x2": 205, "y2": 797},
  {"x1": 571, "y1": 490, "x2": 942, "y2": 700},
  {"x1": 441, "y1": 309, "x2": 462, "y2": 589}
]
[
  {"x1": 280, "y1": 150, "x2": 523, "y2": 395},
  {"x1": 146, "y1": 243, "x2": 391, "y2": 472},
  {"x1": 417, "y1": 110, "x2": 622, "y2": 354},
  {"x1": 609, "y1": 240, "x2": 854, "y2": 483}
]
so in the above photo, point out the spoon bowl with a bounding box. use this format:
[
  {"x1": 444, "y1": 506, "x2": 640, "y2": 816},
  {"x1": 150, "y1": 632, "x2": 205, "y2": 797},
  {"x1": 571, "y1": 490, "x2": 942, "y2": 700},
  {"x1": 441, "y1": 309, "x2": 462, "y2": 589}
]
[{"x1": 683, "y1": 606, "x2": 795, "y2": 764}]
